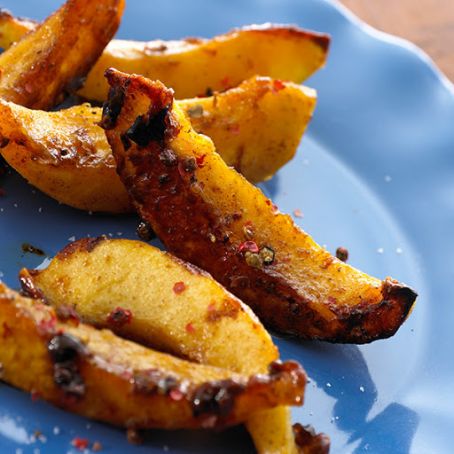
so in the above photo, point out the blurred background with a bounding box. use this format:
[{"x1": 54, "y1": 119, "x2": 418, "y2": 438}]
[{"x1": 341, "y1": 0, "x2": 454, "y2": 81}]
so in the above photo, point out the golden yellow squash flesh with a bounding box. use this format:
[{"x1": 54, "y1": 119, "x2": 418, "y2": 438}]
[
  {"x1": 103, "y1": 69, "x2": 417, "y2": 344},
  {"x1": 0, "y1": 282, "x2": 307, "y2": 430},
  {"x1": 0, "y1": 12, "x2": 329, "y2": 101},
  {"x1": 20, "y1": 237, "x2": 327, "y2": 453},
  {"x1": 21, "y1": 237, "x2": 279, "y2": 372},
  {"x1": 0, "y1": 0, "x2": 125, "y2": 110},
  {"x1": 0, "y1": 76, "x2": 315, "y2": 212},
  {"x1": 179, "y1": 77, "x2": 316, "y2": 182}
]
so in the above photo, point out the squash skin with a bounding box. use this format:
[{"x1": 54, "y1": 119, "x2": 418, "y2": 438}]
[
  {"x1": 0, "y1": 76, "x2": 315, "y2": 212},
  {"x1": 0, "y1": 0, "x2": 125, "y2": 110},
  {"x1": 0, "y1": 282, "x2": 307, "y2": 430},
  {"x1": 103, "y1": 69, "x2": 417, "y2": 344}
]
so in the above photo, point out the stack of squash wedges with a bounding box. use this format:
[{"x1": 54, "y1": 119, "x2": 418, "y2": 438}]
[{"x1": 0, "y1": 1, "x2": 417, "y2": 453}]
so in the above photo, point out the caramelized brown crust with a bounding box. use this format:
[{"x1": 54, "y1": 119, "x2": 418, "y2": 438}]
[
  {"x1": 103, "y1": 69, "x2": 417, "y2": 344},
  {"x1": 0, "y1": 0, "x2": 125, "y2": 109},
  {"x1": 0, "y1": 283, "x2": 306, "y2": 430},
  {"x1": 293, "y1": 424, "x2": 330, "y2": 454}
]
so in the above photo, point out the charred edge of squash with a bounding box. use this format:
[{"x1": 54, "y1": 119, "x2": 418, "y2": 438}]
[
  {"x1": 7, "y1": 287, "x2": 307, "y2": 425},
  {"x1": 293, "y1": 423, "x2": 330, "y2": 454},
  {"x1": 103, "y1": 68, "x2": 178, "y2": 145},
  {"x1": 3, "y1": 291, "x2": 306, "y2": 426},
  {"x1": 134, "y1": 359, "x2": 306, "y2": 423},
  {"x1": 19, "y1": 268, "x2": 47, "y2": 301},
  {"x1": 54, "y1": 236, "x2": 108, "y2": 260},
  {"x1": 239, "y1": 24, "x2": 330, "y2": 53},
  {"x1": 324, "y1": 278, "x2": 417, "y2": 344},
  {"x1": 48, "y1": 332, "x2": 87, "y2": 398}
]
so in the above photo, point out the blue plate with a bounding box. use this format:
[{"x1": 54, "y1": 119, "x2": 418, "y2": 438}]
[{"x1": 1, "y1": 0, "x2": 453, "y2": 452}]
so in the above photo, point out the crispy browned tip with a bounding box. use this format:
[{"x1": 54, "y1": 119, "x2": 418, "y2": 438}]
[
  {"x1": 293, "y1": 423, "x2": 330, "y2": 454},
  {"x1": 324, "y1": 278, "x2": 417, "y2": 344},
  {"x1": 102, "y1": 68, "x2": 175, "y2": 134},
  {"x1": 104, "y1": 67, "x2": 174, "y2": 108}
]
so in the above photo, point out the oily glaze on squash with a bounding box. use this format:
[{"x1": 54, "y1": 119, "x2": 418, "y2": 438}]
[
  {"x1": 103, "y1": 69, "x2": 417, "y2": 344},
  {"x1": 0, "y1": 0, "x2": 125, "y2": 109},
  {"x1": 0, "y1": 282, "x2": 306, "y2": 430}
]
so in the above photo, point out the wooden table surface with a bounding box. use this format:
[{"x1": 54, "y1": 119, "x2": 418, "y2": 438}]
[{"x1": 340, "y1": 0, "x2": 454, "y2": 82}]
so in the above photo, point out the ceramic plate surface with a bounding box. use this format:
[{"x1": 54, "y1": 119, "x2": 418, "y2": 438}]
[{"x1": 0, "y1": 0, "x2": 453, "y2": 452}]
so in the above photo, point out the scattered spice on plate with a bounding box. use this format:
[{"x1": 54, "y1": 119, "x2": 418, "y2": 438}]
[
  {"x1": 136, "y1": 220, "x2": 156, "y2": 242},
  {"x1": 127, "y1": 428, "x2": 143, "y2": 445},
  {"x1": 71, "y1": 437, "x2": 89, "y2": 451},
  {"x1": 92, "y1": 441, "x2": 103, "y2": 452},
  {"x1": 293, "y1": 209, "x2": 303, "y2": 218},
  {"x1": 335, "y1": 246, "x2": 349, "y2": 262},
  {"x1": 21, "y1": 243, "x2": 45, "y2": 256}
]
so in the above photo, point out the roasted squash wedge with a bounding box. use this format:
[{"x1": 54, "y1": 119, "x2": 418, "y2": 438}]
[
  {"x1": 0, "y1": 76, "x2": 314, "y2": 212},
  {"x1": 21, "y1": 237, "x2": 317, "y2": 453},
  {"x1": 179, "y1": 77, "x2": 316, "y2": 182},
  {"x1": 0, "y1": 100, "x2": 131, "y2": 213},
  {"x1": 0, "y1": 0, "x2": 125, "y2": 109},
  {"x1": 0, "y1": 282, "x2": 306, "y2": 430},
  {"x1": 20, "y1": 237, "x2": 279, "y2": 370},
  {"x1": 0, "y1": 12, "x2": 329, "y2": 102},
  {"x1": 103, "y1": 69, "x2": 417, "y2": 344}
]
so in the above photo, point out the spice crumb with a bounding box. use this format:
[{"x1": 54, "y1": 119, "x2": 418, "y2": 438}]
[
  {"x1": 335, "y1": 246, "x2": 349, "y2": 262},
  {"x1": 185, "y1": 322, "x2": 195, "y2": 333},
  {"x1": 136, "y1": 220, "x2": 155, "y2": 242},
  {"x1": 92, "y1": 441, "x2": 103, "y2": 452},
  {"x1": 293, "y1": 209, "x2": 303, "y2": 218},
  {"x1": 107, "y1": 307, "x2": 133, "y2": 327},
  {"x1": 71, "y1": 437, "x2": 89, "y2": 451},
  {"x1": 127, "y1": 428, "x2": 143, "y2": 445},
  {"x1": 173, "y1": 281, "x2": 186, "y2": 294}
]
